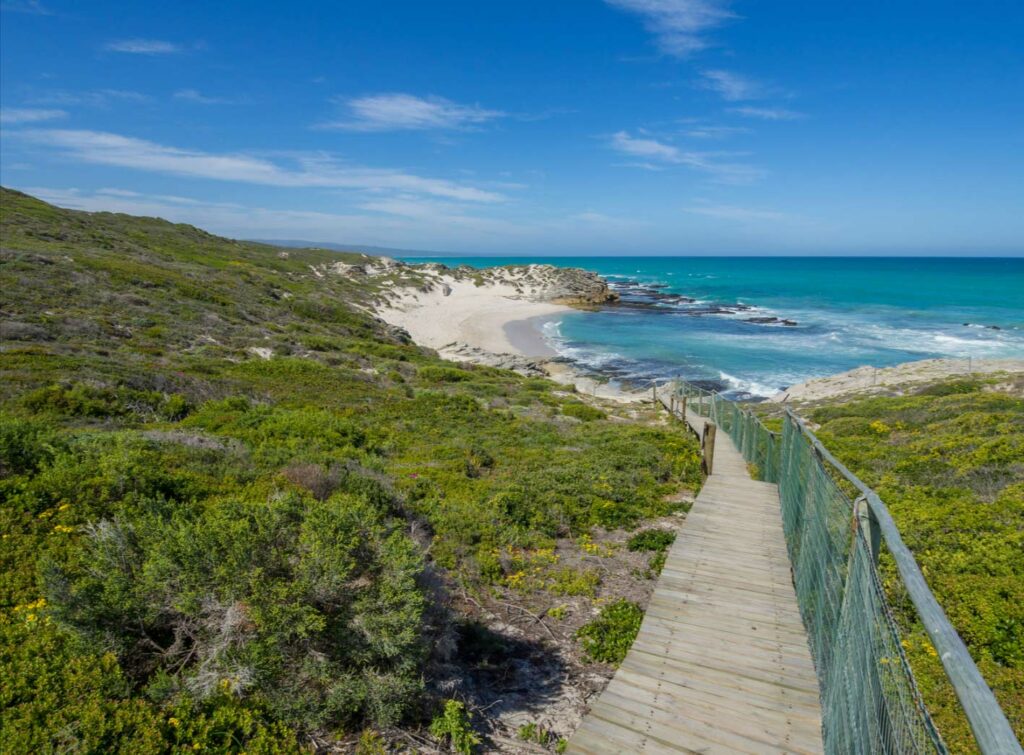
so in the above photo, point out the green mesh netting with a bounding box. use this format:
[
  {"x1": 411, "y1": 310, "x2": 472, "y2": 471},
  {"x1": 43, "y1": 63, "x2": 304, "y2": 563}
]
[{"x1": 676, "y1": 383, "x2": 945, "y2": 754}]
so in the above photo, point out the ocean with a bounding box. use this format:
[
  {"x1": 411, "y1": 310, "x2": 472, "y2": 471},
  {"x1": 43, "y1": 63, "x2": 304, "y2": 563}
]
[{"x1": 405, "y1": 257, "x2": 1024, "y2": 398}]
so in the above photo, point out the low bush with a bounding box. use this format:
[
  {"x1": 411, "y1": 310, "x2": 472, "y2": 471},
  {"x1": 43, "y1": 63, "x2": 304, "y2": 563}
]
[
  {"x1": 561, "y1": 402, "x2": 606, "y2": 422},
  {"x1": 417, "y1": 365, "x2": 473, "y2": 383},
  {"x1": 626, "y1": 528, "x2": 676, "y2": 553},
  {"x1": 429, "y1": 700, "x2": 480, "y2": 754},
  {"x1": 576, "y1": 600, "x2": 643, "y2": 665}
]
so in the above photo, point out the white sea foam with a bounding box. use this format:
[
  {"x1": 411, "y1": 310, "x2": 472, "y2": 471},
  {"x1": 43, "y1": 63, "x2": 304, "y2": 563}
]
[{"x1": 718, "y1": 370, "x2": 783, "y2": 398}]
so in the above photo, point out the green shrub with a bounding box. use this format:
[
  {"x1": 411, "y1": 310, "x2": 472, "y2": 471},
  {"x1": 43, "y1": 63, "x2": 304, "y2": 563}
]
[
  {"x1": 518, "y1": 722, "x2": 551, "y2": 744},
  {"x1": 576, "y1": 600, "x2": 643, "y2": 665},
  {"x1": 0, "y1": 413, "x2": 64, "y2": 477},
  {"x1": 429, "y1": 700, "x2": 480, "y2": 754},
  {"x1": 561, "y1": 402, "x2": 606, "y2": 422},
  {"x1": 43, "y1": 491, "x2": 427, "y2": 733},
  {"x1": 626, "y1": 528, "x2": 676, "y2": 553},
  {"x1": 647, "y1": 551, "x2": 668, "y2": 577},
  {"x1": 916, "y1": 380, "x2": 981, "y2": 397},
  {"x1": 418, "y1": 365, "x2": 473, "y2": 383},
  {"x1": 19, "y1": 383, "x2": 191, "y2": 422},
  {"x1": 356, "y1": 729, "x2": 388, "y2": 754}
]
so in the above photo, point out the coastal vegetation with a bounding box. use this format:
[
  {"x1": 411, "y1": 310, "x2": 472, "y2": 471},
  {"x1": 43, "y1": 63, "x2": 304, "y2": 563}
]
[
  {"x1": 802, "y1": 379, "x2": 1024, "y2": 750},
  {"x1": 0, "y1": 189, "x2": 702, "y2": 752}
]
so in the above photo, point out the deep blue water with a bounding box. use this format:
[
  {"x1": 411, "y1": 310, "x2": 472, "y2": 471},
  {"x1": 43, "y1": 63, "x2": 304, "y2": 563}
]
[{"x1": 404, "y1": 257, "x2": 1024, "y2": 398}]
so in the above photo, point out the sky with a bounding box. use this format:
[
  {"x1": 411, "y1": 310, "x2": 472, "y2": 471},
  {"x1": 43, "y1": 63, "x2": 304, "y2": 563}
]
[{"x1": 1, "y1": 0, "x2": 1022, "y2": 256}]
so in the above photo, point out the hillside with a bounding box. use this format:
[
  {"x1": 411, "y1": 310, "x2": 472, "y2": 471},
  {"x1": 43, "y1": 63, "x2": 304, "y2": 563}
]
[{"x1": 0, "y1": 188, "x2": 702, "y2": 753}]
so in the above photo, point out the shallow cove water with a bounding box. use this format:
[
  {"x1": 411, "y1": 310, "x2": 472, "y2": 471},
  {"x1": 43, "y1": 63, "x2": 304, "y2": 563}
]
[{"x1": 404, "y1": 256, "x2": 1024, "y2": 398}]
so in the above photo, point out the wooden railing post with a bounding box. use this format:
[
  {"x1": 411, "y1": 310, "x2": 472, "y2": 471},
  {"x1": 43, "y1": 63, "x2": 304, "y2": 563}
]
[
  {"x1": 856, "y1": 495, "x2": 882, "y2": 566},
  {"x1": 702, "y1": 422, "x2": 717, "y2": 476}
]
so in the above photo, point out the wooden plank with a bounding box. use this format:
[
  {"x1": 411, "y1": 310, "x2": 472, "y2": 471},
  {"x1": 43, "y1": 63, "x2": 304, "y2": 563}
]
[
  {"x1": 624, "y1": 644, "x2": 822, "y2": 700},
  {"x1": 603, "y1": 672, "x2": 823, "y2": 749},
  {"x1": 569, "y1": 415, "x2": 823, "y2": 754},
  {"x1": 593, "y1": 689, "x2": 817, "y2": 755}
]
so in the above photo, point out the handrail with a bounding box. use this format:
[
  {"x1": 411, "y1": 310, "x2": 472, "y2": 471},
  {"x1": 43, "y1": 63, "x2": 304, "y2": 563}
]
[
  {"x1": 664, "y1": 378, "x2": 1021, "y2": 755},
  {"x1": 784, "y1": 410, "x2": 1022, "y2": 755}
]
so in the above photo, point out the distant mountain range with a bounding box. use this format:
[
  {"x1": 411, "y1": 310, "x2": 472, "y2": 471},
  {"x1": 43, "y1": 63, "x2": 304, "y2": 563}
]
[{"x1": 252, "y1": 239, "x2": 455, "y2": 258}]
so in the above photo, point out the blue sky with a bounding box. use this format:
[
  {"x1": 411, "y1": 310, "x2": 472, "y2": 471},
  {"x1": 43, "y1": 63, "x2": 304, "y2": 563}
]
[{"x1": 1, "y1": 1, "x2": 1022, "y2": 255}]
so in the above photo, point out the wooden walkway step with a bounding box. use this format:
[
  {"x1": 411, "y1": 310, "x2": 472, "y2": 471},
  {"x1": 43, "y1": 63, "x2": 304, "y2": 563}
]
[{"x1": 568, "y1": 409, "x2": 823, "y2": 754}]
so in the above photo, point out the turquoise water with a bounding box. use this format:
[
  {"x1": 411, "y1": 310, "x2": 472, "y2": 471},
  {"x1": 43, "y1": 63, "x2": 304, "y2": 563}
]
[{"x1": 405, "y1": 257, "x2": 1024, "y2": 398}]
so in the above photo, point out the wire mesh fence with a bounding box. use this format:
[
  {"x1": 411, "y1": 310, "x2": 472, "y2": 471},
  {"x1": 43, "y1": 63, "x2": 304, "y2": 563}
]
[{"x1": 666, "y1": 380, "x2": 1018, "y2": 754}]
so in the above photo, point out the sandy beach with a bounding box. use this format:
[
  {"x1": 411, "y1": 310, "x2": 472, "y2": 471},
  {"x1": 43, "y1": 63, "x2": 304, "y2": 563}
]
[
  {"x1": 377, "y1": 276, "x2": 569, "y2": 355},
  {"x1": 504, "y1": 315, "x2": 559, "y2": 357},
  {"x1": 375, "y1": 271, "x2": 651, "y2": 402}
]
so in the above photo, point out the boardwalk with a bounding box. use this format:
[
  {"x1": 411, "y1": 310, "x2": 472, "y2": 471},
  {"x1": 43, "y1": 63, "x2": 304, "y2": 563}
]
[{"x1": 569, "y1": 410, "x2": 823, "y2": 754}]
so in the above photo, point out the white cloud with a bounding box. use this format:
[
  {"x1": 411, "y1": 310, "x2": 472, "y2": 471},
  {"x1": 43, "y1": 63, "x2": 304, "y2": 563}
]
[
  {"x1": 1, "y1": 0, "x2": 52, "y2": 14},
  {"x1": 684, "y1": 125, "x2": 749, "y2": 139},
  {"x1": 684, "y1": 202, "x2": 786, "y2": 222},
  {"x1": 15, "y1": 129, "x2": 505, "y2": 202},
  {"x1": 320, "y1": 93, "x2": 505, "y2": 131},
  {"x1": 605, "y1": 0, "x2": 735, "y2": 57},
  {"x1": 730, "y1": 106, "x2": 804, "y2": 120},
  {"x1": 0, "y1": 107, "x2": 66, "y2": 124},
  {"x1": 699, "y1": 69, "x2": 761, "y2": 101},
  {"x1": 104, "y1": 39, "x2": 181, "y2": 54},
  {"x1": 609, "y1": 130, "x2": 762, "y2": 183},
  {"x1": 174, "y1": 89, "x2": 236, "y2": 105},
  {"x1": 611, "y1": 131, "x2": 683, "y2": 162},
  {"x1": 31, "y1": 89, "x2": 151, "y2": 107}
]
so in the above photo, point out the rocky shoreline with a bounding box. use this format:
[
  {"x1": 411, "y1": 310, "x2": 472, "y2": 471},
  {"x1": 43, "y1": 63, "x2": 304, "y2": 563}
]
[{"x1": 608, "y1": 279, "x2": 798, "y2": 325}]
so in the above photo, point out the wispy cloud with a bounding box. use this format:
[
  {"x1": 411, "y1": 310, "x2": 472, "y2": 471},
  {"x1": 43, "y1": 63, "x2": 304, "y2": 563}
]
[
  {"x1": 605, "y1": 0, "x2": 735, "y2": 57},
  {"x1": 104, "y1": 38, "x2": 181, "y2": 54},
  {"x1": 699, "y1": 69, "x2": 761, "y2": 101},
  {"x1": 683, "y1": 124, "x2": 750, "y2": 139},
  {"x1": 0, "y1": 107, "x2": 66, "y2": 124},
  {"x1": 730, "y1": 106, "x2": 804, "y2": 120},
  {"x1": 609, "y1": 130, "x2": 762, "y2": 183},
  {"x1": 1, "y1": 0, "x2": 52, "y2": 14},
  {"x1": 611, "y1": 131, "x2": 683, "y2": 162},
  {"x1": 173, "y1": 89, "x2": 238, "y2": 105},
  {"x1": 567, "y1": 210, "x2": 644, "y2": 229},
  {"x1": 319, "y1": 93, "x2": 505, "y2": 131},
  {"x1": 15, "y1": 129, "x2": 505, "y2": 202},
  {"x1": 684, "y1": 201, "x2": 786, "y2": 222},
  {"x1": 31, "y1": 89, "x2": 151, "y2": 107}
]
